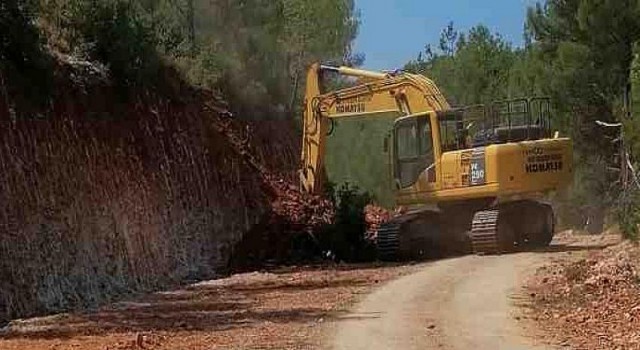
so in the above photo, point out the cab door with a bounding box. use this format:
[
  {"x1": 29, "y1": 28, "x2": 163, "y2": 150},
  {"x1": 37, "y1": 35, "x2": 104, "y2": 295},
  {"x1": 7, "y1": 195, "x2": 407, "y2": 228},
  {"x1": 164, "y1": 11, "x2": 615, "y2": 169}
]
[{"x1": 393, "y1": 113, "x2": 437, "y2": 193}]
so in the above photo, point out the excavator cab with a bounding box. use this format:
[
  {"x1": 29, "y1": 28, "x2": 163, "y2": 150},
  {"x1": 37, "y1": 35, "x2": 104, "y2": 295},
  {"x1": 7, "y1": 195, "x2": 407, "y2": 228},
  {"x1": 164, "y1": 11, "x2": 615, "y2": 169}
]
[
  {"x1": 392, "y1": 98, "x2": 555, "y2": 191},
  {"x1": 438, "y1": 109, "x2": 470, "y2": 151},
  {"x1": 393, "y1": 113, "x2": 435, "y2": 189}
]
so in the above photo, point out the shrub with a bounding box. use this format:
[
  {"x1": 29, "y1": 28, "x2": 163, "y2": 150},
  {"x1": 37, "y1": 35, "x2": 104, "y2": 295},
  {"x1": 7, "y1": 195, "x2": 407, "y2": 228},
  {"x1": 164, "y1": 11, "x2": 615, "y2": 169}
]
[
  {"x1": 319, "y1": 182, "x2": 375, "y2": 262},
  {"x1": 0, "y1": 0, "x2": 52, "y2": 109},
  {"x1": 65, "y1": 0, "x2": 161, "y2": 89},
  {"x1": 617, "y1": 187, "x2": 640, "y2": 240}
]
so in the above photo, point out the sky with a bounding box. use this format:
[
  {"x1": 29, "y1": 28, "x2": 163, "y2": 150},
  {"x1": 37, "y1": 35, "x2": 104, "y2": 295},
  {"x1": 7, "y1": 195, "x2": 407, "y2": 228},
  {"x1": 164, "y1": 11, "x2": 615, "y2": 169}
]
[{"x1": 354, "y1": 0, "x2": 539, "y2": 70}]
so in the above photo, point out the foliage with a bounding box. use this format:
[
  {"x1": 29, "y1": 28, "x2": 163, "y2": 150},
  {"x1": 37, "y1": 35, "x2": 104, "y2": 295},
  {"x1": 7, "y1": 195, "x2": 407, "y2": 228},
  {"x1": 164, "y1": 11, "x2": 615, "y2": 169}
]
[
  {"x1": 405, "y1": 2, "x2": 640, "y2": 234},
  {"x1": 526, "y1": 1, "x2": 640, "y2": 228},
  {"x1": 525, "y1": 0, "x2": 640, "y2": 236},
  {"x1": 324, "y1": 114, "x2": 397, "y2": 209},
  {"x1": 0, "y1": 0, "x2": 52, "y2": 108},
  {"x1": 617, "y1": 189, "x2": 640, "y2": 241},
  {"x1": 619, "y1": 42, "x2": 640, "y2": 239},
  {"x1": 181, "y1": 0, "x2": 360, "y2": 119},
  {"x1": 627, "y1": 43, "x2": 640, "y2": 164},
  {"x1": 71, "y1": 0, "x2": 161, "y2": 88},
  {"x1": 320, "y1": 182, "x2": 375, "y2": 262},
  {"x1": 405, "y1": 24, "x2": 517, "y2": 106},
  {"x1": 30, "y1": 0, "x2": 360, "y2": 116}
]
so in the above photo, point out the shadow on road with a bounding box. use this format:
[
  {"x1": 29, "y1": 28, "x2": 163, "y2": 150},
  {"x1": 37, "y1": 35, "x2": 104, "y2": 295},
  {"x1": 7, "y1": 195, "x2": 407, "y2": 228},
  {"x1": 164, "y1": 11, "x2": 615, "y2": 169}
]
[
  {"x1": 0, "y1": 259, "x2": 418, "y2": 343},
  {"x1": 0, "y1": 274, "x2": 376, "y2": 340},
  {"x1": 1, "y1": 293, "x2": 322, "y2": 340}
]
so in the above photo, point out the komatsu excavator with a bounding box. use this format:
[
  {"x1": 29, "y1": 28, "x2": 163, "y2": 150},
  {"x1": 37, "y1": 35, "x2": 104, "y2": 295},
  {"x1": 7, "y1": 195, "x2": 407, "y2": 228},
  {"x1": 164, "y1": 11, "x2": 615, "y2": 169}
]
[{"x1": 300, "y1": 63, "x2": 573, "y2": 259}]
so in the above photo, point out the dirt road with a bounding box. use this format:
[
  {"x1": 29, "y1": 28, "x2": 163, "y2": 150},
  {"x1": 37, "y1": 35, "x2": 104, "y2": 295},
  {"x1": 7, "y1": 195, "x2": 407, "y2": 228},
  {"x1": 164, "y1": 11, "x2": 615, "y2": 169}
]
[
  {"x1": 0, "y1": 264, "x2": 422, "y2": 350},
  {"x1": 0, "y1": 233, "x2": 612, "y2": 350},
  {"x1": 331, "y1": 253, "x2": 556, "y2": 350}
]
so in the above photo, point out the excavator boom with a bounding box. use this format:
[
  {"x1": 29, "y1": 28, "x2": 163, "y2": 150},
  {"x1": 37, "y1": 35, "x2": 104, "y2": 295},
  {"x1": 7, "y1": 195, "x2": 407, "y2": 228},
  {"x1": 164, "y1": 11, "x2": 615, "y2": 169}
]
[{"x1": 300, "y1": 63, "x2": 449, "y2": 194}]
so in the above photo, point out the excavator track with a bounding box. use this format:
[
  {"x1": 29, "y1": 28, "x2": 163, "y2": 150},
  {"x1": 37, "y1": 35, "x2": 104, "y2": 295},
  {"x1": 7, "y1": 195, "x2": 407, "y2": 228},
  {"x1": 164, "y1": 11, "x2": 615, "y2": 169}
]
[
  {"x1": 470, "y1": 209, "x2": 500, "y2": 254},
  {"x1": 376, "y1": 222, "x2": 401, "y2": 260}
]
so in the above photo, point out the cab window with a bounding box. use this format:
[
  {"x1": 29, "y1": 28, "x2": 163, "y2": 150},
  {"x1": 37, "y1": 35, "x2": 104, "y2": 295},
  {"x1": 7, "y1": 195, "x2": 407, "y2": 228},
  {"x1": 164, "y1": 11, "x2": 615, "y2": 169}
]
[
  {"x1": 394, "y1": 115, "x2": 434, "y2": 188},
  {"x1": 439, "y1": 110, "x2": 468, "y2": 151}
]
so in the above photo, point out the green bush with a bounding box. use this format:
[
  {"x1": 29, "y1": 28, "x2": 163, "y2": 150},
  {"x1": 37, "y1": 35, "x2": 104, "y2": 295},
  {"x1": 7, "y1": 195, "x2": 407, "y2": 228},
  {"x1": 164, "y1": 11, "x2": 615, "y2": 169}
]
[
  {"x1": 319, "y1": 182, "x2": 375, "y2": 262},
  {"x1": 0, "y1": 0, "x2": 52, "y2": 108},
  {"x1": 67, "y1": 0, "x2": 161, "y2": 89},
  {"x1": 617, "y1": 187, "x2": 640, "y2": 240}
]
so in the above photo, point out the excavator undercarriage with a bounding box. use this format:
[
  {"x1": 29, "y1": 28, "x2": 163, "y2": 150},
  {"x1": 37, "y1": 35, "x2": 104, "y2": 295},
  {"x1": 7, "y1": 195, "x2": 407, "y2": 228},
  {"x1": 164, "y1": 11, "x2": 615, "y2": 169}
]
[{"x1": 377, "y1": 200, "x2": 555, "y2": 260}]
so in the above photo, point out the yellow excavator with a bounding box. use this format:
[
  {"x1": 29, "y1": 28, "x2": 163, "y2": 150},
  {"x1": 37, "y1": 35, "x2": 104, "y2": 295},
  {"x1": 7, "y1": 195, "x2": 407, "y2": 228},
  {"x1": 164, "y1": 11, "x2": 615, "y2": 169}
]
[{"x1": 300, "y1": 63, "x2": 573, "y2": 259}]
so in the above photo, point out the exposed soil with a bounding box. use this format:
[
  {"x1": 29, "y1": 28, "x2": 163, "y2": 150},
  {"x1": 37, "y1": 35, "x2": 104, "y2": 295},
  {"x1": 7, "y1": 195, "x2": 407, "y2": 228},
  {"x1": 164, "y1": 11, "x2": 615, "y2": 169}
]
[
  {"x1": 331, "y1": 253, "x2": 550, "y2": 350},
  {"x1": 0, "y1": 263, "x2": 420, "y2": 350},
  {"x1": 525, "y1": 229, "x2": 639, "y2": 350},
  {"x1": 0, "y1": 231, "x2": 626, "y2": 350},
  {"x1": 329, "y1": 231, "x2": 620, "y2": 350}
]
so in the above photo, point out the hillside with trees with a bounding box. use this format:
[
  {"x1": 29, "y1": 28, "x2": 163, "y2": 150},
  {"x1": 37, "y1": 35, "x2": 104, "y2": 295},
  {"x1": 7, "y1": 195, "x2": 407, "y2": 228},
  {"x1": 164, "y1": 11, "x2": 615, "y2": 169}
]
[
  {"x1": 0, "y1": 0, "x2": 357, "y2": 322},
  {"x1": 3, "y1": 0, "x2": 640, "y2": 341},
  {"x1": 406, "y1": 0, "x2": 640, "y2": 237},
  {"x1": 6, "y1": 0, "x2": 359, "y2": 117}
]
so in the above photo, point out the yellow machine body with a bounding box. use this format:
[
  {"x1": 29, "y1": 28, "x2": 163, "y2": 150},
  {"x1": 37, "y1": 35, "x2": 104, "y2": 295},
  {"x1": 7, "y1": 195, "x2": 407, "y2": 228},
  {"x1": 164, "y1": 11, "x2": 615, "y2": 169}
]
[
  {"x1": 397, "y1": 138, "x2": 572, "y2": 205},
  {"x1": 300, "y1": 63, "x2": 573, "y2": 258},
  {"x1": 300, "y1": 64, "x2": 572, "y2": 205}
]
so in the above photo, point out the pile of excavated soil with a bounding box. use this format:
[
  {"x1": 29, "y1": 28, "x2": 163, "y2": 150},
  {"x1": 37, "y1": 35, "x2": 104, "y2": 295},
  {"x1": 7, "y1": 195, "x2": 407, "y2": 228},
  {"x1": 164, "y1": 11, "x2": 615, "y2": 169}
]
[
  {"x1": 526, "y1": 230, "x2": 640, "y2": 349},
  {"x1": 209, "y1": 114, "x2": 335, "y2": 269},
  {"x1": 208, "y1": 112, "x2": 333, "y2": 230},
  {"x1": 0, "y1": 263, "x2": 419, "y2": 350}
]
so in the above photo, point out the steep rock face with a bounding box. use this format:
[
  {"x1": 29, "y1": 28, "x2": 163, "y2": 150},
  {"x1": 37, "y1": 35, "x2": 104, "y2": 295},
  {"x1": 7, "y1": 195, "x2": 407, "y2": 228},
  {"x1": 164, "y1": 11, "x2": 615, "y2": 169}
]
[{"x1": 0, "y1": 63, "x2": 305, "y2": 321}]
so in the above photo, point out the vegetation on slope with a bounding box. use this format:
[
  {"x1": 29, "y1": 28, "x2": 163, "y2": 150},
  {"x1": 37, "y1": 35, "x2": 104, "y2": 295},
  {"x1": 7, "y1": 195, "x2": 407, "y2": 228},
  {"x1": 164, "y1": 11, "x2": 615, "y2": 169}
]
[
  {"x1": 405, "y1": 1, "x2": 640, "y2": 235},
  {"x1": 4, "y1": 0, "x2": 640, "y2": 324},
  {"x1": 0, "y1": 0, "x2": 359, "y2": 321}
]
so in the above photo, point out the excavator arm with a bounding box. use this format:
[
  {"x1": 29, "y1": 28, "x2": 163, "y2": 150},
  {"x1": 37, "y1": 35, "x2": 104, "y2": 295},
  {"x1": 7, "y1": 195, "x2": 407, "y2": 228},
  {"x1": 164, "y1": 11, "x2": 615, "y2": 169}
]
[{"x1": 299, "y1": 63, "x2": 450, "y2": 194}]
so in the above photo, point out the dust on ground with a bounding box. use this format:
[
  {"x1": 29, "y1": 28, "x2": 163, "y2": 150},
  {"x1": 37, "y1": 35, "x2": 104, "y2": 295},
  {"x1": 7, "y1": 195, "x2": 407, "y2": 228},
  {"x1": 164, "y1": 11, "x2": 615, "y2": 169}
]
[
  {"x1": 0, "y1": 263, "x2": 421, "y2": 350},
  {"x1": 524, "y1": 229, "x2": 638, "y2": 349}
]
